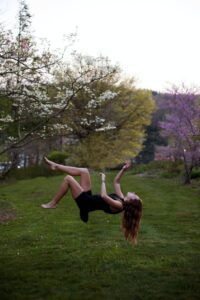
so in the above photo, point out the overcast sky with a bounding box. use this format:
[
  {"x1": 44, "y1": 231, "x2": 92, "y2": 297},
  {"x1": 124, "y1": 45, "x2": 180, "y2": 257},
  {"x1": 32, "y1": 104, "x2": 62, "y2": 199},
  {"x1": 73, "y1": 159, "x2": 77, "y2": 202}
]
[{"x1": 1, "y1": 0, "x2": 200, "y2": 91}]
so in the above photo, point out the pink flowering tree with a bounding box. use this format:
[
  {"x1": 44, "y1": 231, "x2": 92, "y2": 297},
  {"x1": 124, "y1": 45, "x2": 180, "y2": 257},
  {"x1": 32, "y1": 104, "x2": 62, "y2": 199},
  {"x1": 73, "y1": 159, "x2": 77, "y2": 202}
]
[{"x1": 159, "y1": 85, "x2": 200, "y2": 184}]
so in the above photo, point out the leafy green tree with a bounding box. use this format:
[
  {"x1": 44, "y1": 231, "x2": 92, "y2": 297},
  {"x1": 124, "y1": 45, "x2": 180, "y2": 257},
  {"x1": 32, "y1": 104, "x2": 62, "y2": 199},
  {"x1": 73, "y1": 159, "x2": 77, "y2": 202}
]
[{"x1": 63, "y1": 79, "x2": 155, "y2": 168}]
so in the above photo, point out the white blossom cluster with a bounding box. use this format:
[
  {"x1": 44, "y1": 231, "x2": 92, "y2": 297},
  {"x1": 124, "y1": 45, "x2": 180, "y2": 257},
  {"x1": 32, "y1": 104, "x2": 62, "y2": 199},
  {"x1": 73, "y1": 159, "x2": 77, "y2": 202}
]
[
  {"x1": 87, "y1": 99, "x2": 98, "y2": 109},
  {"x1": 82, "y1": 86, "x2": 95, "y2": 97},
  {"x1": 65, "y1": 89, "x2": 74, "y2": 98},
  {"x1": 6, "y1": 136, "x2": 18, "y2": 144},
  {"x1": 0, "y1": 115, "x2": 13, "y2": 123},
  {"x1": 80, "y1": 116, "x2": 105, "y2": 126},
  {"x1": 99, "y1": 90, "x2": 118, "y2": 101},
  {"x1": 55, "y1": 88, "x2": 74, "y2": 101},
  {"x1": 80, "y1": 118, "x2": 91, "y2": 126},
  {"x1": 95, "y1": 122, "x2": 116, "y2": 132},
  {"x1": 95, "y1": 116, "x2": 106, "y2": 125},
  {"x1": 9, "y1": 84, "x2": 69, "y2": 119},
  {"x1": 87, "y1": 90, "x2": 118, "y2": 109},
  {"x1": 51, "y1": 123, "x2": 73, "y2": 132},
  {"x1": 37, "y1": 123, "x2": 73, "y2": 139}
]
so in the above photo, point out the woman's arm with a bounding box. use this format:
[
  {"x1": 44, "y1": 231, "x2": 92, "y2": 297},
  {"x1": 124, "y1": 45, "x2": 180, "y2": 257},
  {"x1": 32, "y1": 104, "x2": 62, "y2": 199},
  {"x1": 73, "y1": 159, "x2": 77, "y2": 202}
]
[
  {"x1": 100, "y1": 173, "x2": 123, "y2": 210},
  {"x1": 113, "y1": 160, "x2": 132, "y2": 198}
]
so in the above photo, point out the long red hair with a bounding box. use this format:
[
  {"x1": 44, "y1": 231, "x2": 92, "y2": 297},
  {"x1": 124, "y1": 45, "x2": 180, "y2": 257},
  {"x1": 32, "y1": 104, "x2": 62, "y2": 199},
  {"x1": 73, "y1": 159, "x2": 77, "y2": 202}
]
[{"x1": 122, "y1": 198, "x2": 143, "y2": 245}]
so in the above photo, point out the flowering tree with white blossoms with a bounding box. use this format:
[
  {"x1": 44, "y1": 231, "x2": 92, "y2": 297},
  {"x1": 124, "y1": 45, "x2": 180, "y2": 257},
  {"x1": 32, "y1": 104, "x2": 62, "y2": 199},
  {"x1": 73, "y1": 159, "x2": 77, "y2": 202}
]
[{"x1": 0, "y1": 1, "x2": 117, "y2": 172}]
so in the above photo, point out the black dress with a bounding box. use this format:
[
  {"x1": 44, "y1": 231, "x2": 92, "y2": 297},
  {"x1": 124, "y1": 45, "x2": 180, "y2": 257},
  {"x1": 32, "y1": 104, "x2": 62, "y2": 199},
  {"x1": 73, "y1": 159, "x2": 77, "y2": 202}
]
[{"x1": 75, "y1": 191, "x2": 124, "y2": 223}]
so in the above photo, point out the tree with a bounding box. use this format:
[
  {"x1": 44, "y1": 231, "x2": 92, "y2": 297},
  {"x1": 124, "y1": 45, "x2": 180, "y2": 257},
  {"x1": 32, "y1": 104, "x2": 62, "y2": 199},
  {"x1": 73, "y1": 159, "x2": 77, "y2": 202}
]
[
  {"x1": 159, "y1": 84, "x2": 200, "y2": 184},
  {"x1": 135, "y1": 91, "x2": 168, "y2": 164},
  {"x1": 0, "y1": 0, "x2": 63, "y2": 160},
  {"x1": 0, "y1": 1, "x2": 155, "y2": 173},
  {"x1": 0, "y1": 1, "x2": 117, "y2": 172},
  {"x1": 62, "y1": 78, "x2": 155, "y2": 169}
]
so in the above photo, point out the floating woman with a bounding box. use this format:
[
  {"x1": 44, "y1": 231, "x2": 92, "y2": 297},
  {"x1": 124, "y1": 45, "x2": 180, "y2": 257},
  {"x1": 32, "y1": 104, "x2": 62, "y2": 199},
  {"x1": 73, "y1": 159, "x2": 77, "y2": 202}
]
[{"x1": 41, "y1": 158, "x2": 143, "y2": 244}]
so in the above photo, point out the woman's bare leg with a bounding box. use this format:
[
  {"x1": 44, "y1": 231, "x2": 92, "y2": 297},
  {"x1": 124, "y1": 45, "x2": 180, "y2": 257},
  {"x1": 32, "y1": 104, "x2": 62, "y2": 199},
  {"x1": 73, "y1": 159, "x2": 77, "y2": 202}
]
[
  {"x1": 41, "y1": 175, "x2": 84, "y2": 208},
  {"x1": 44, "y1": 157, "x2": 91, "y2": 191}
]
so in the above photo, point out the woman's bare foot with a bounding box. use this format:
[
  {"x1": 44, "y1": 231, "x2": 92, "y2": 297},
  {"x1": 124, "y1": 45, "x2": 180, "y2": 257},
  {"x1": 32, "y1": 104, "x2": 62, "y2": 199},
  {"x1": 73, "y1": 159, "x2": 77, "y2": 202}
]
[
  {"x1": 43, "y1": 157, "x2": 57, "y2": 171},
  {"x1": 41, "y1": 201, "x2": 57, "y2": 209}
]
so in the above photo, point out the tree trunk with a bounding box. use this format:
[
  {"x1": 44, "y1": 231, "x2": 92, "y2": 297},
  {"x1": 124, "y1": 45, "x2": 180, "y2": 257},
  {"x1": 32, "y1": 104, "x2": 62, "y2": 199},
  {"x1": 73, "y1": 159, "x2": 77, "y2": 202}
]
[{"x1": 183, "y1": 165, "x2": 192, "y2": 184}]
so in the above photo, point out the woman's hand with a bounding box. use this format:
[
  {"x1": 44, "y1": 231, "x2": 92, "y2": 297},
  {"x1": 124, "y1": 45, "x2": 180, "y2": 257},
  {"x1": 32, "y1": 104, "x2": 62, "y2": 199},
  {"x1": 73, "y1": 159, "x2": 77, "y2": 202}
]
[
  {"x1": 122, "y1": 160, "x2": 132, "y2": 170},
  {"x1": 100, "y1": 172, "x2": 106, "y2": 182}
]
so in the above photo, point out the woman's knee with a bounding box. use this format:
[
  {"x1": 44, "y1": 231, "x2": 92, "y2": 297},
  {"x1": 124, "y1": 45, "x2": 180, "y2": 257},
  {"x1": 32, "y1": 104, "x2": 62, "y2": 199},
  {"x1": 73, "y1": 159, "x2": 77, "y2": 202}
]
[
  {"x1": 64, "y1": 175, "x2": 83, "y2": 198},
  {"x1": 64, "y1": 175, "x2": 74, "y2": 182}
]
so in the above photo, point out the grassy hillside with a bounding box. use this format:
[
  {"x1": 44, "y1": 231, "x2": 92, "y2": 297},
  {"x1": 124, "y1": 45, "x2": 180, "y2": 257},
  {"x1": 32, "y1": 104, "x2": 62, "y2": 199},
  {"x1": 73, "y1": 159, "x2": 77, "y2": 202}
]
[{"x1": 0, "y1": 172, "x2": 199, "y2": 300}]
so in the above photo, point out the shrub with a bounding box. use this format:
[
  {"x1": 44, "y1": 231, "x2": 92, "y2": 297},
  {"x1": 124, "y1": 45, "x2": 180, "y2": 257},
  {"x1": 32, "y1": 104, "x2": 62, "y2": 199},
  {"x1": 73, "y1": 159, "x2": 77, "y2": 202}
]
[
  {"x1": 191, "y1": 169, "x2": 200, "y2": 179},
  {"x1": 47, "y1": 151, "x2": 69, "y2": 164},
  {"x1": 6, "y1": 165, "x2": 52, "y2": 180}
]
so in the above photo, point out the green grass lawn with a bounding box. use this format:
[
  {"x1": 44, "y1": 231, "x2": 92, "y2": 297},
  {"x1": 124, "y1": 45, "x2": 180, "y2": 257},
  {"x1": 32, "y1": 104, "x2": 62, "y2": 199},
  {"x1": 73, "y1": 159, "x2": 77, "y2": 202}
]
[{"x1": 0, "y1": 172, "x2": 200, "y2": 300}]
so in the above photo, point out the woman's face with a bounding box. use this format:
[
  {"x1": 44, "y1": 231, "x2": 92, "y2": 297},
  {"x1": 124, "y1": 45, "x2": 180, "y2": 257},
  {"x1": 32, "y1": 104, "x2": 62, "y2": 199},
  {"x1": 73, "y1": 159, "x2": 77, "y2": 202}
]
[{"x1": 125, "y1": 192, "x2": 140, "y2": 202}]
